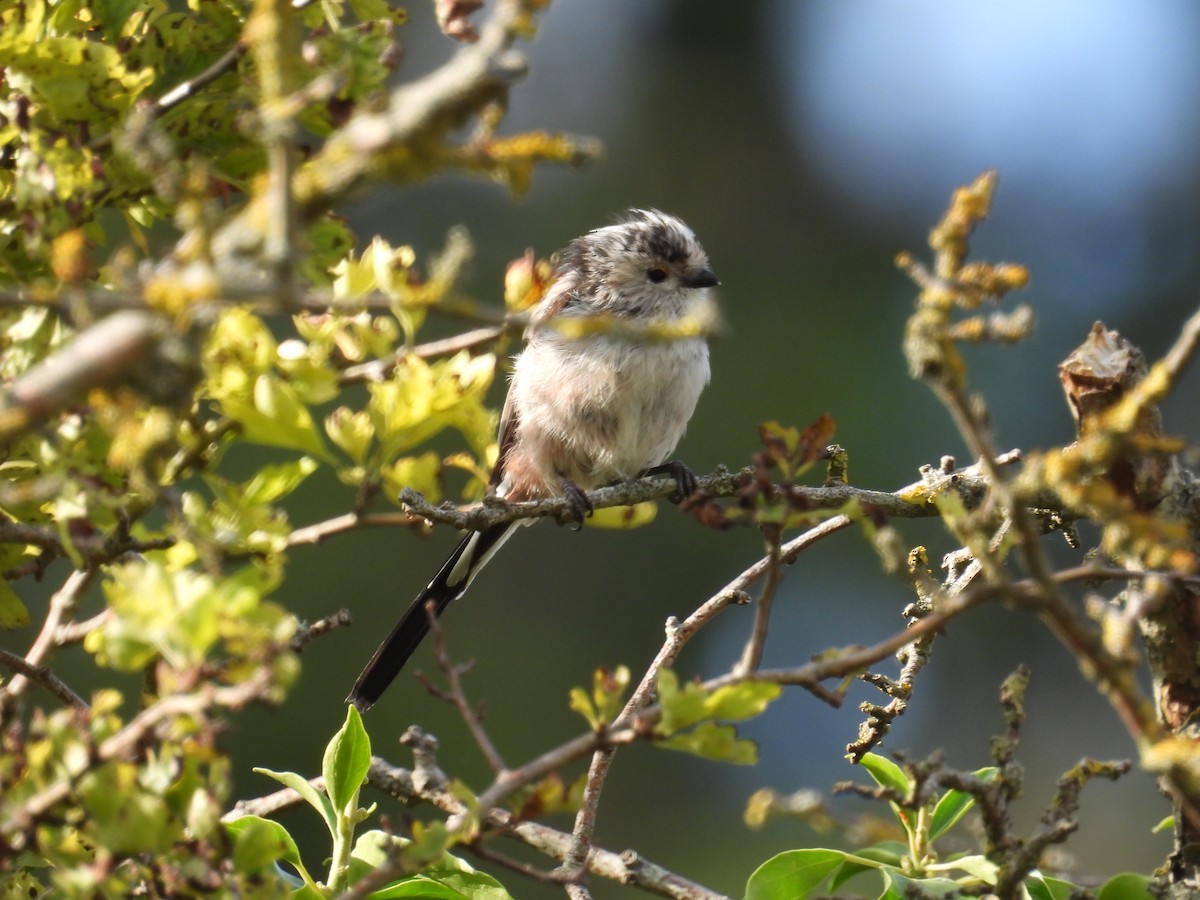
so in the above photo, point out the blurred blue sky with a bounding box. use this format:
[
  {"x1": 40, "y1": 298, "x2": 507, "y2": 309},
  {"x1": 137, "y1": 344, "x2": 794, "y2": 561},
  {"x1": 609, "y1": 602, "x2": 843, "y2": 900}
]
[{"x1": 774, "y1": 0, "x2": 1200, "y2": 316}]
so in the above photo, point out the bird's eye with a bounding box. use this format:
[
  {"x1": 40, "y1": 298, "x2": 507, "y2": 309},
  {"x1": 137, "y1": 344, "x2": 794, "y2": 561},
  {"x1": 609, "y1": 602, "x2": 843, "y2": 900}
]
[{"x1": 646, "y1": 267, "x2": 669, "y2": 284}]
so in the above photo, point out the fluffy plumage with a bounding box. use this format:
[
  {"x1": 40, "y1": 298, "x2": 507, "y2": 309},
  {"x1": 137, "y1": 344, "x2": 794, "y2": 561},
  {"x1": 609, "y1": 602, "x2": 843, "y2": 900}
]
[{"x1": 348, "y1": 210, "x2": 719, "y2": 711}]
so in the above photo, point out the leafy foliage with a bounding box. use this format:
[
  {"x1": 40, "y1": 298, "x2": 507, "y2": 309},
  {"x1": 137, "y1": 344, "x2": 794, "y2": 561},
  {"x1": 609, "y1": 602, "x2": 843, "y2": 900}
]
[
  {"x1": 240, "y1": 708, "x2": 512, "y2": 897},
  {"x1": 744, "y1": 752, "x2": 1152, "y2": 900},
  {"x1": 0, "y1": 0, "x2": 1193, "y2": 895},
  {"x1": 0, "y1": 0, "x2": 586, "y2": 893}
]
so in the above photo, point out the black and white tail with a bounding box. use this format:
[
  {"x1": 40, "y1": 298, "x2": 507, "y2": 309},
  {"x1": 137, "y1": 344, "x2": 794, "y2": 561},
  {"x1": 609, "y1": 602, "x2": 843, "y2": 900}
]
[{"x1": 347, "y1": 522, "x2": 518, "y2": 711}]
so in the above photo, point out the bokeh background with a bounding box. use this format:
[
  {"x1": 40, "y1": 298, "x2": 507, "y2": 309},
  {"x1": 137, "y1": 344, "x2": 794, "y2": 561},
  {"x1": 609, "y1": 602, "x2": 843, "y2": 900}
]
[
  {"x1": 278, "y1": 1, "x2": 1200, "y2": 895},
  {"x1": 30, "y1": 1, "x2": 1200, "y2": 896}
]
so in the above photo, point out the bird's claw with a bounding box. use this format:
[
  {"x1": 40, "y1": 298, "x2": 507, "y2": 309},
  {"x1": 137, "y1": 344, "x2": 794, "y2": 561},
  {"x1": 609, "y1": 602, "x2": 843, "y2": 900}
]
[
  {"x1": 642, "y1": 460, "x2": 699, "y2": 502},
  {"x1": 561, "y1": 478, "x2": 593, "y2": 529}
]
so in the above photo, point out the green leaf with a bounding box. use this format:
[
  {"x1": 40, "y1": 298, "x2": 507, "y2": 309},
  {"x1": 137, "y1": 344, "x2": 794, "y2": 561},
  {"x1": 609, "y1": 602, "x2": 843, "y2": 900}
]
[
  {"x1": 0, "y1": 578, "x2": 30, "y2": 628},
  {"x1": 655, "y1": 668, "x2": 704, "y2": 734},
  {"x1": 929, "y1": 789, "x2": 974, "y2": 841},
  {"x1": 878, "y1": 870, "x2": 961, "y2": 900},
  {"x1": 349, "y1": 828, "x2": 405, "y2": 869},
  {"x1": 703, "y1": 680, "x2": 782, "y2": 721},
  {"x1": 324, "y1": 705, "x2": 371, "y2": 815},
  {"x1": 745, "y1": 849, "x2": 847, "y2": 900},
  {"x1": 827, "y1": 842, "x2": 905, "y2": 892},
  {"x1": 369, "y1": 880, "x2": 469, "y2": 899},
  {"x1": 1153, "y1": 814, "x2": 1174, "y2": 833},
  {"x1": 1024, "y1": 871, "x2": 1078, "y2": 900},
  {"x1": 568, "y1": 666, "x2": 630, "y2": 730},
  {"x1": 221, "y1": 374, "x2": 334, "y2": 461},
  {"x1": 655, "y1": 669, "x2": 781, "y2": 734},
  {"x1": 1096, "y1": 873, "x2": 1154, "y2": 900},
  {"x1": 239, "y1": 457, "x2": 319, "y2": 507},
  {"x1": 659, "y1": 721, "x2": 759, "y2": 764},
  {"x1": 91, "y1": 0, "x2": 144, "y2": 34},
  {"x1": 405, "y1": 856, "x2": 512, "y2": 900},
  {"x1": 946, "y1": 853, "x2": 999, "y2": 884},
  {"x1": 929, "y1": 767, "x2": 997, "y2": 841},
  {"x1": 78, "y1": 765, "x2": 173, "y2": 854},
  {"x1": 89, "y1": 560, "x2": 221, "y2": 671},
  {"x1": 225, "y1": 815, "x2": 304, "y2": 875},
  {"x1": 568, "y1": 687, "x2": 600, "y2": 730},
  {"x1": 858, "y1": 753, "x2": 910, "y2": 796},
  {"x1": 369, "y1": 853, "x2": 514, "y2": 899},
  {"x1": 326, "y1": 406, "x2": 375, "y2": 465},
  {"x1": 253, "y1": 767, "x2": 337, "y2": 837}
]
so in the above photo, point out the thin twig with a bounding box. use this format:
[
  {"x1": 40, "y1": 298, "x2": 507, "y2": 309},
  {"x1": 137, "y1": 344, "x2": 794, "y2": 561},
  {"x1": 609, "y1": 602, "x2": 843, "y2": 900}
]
[
  {"x1": 291, "y1": 608, "x2": 354, "y2": 651},
  {"x1": 287, "y1": 511, "x2": 423, "y2": 547},
  {"x1": 0, "y1": 310, "x2": 182, "y2": 447},
  {"x1": 1146, "y1": 302, "x2": 1200, "y2": 393},
  {"x1": 341, "y1": 325, "x2": 509, "y2": 384},
  {"x1": 53, "y1": 611, "x2": 108, "y2": 645},
  {"x1": 0, "y1": 650, "x2": 88, "y2": 709},
  {"x1": 735, "y1": 526, "x2": 783, "y2": 675},
  {"x1": 362, "y1": 756, "x2": 732, "y2": 900},
  {"x1": 92, "y1": 44, "x2": 247, "y2": 151},
  {"x1": 0, "y1": 568, "x2": 95, "y2": 711},
  {"x1": 424, "y1": 603, "x2": 507, "y2": 773},
  {"x1": 495, "y1": 453, "x2": 1029, "y2": 864},
  {"x1": 466, "y1": 842, "x2": 578, "y2": 885},
  {"x1": 560, "y1": 745, "x2": 614, "y2": 883},
  {"x1": 475, "y1": 562, "x2": 1169, "y2": 815},
  {"x1": 401, "y1": 450, "x2": 1027, "y2": 536}
]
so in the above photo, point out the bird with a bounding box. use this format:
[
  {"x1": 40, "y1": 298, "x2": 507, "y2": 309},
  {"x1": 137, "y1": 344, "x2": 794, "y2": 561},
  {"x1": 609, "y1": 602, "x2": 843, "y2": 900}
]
[{"x1": 348, "y1": 209, "x2": 720, "y2": 711}]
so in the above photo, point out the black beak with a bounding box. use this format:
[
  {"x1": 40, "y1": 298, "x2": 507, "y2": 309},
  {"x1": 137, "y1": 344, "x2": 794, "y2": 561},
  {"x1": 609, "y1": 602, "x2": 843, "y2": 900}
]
[{"x1": 682, "y1": 267, "x2": 720, "y2": 289}]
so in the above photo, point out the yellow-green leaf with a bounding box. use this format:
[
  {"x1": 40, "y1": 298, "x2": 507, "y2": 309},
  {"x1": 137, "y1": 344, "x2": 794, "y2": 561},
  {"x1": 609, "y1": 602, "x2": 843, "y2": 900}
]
[
  {"x1": 659, "y1": 721, "x2": 759, "y2": 765},
  {"x1": 0, "y1": 579, "x2": 30, "y2": 628}
]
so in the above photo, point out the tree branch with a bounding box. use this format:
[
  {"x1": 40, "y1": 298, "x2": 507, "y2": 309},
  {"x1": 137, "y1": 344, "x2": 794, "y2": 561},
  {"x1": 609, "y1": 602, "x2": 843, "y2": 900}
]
[
  {"x1": 0, "y1": 650, "x2": 88, "y2": 709},
  {"x1": 0, "y1": 568, "x2": 96, "y2": 715},
  {"x1": 0, "y1": 310, "x2": 197, "y2": 447},
  {"x1": 398, "y1": 450, "x2": 1024, "y2": 535}
]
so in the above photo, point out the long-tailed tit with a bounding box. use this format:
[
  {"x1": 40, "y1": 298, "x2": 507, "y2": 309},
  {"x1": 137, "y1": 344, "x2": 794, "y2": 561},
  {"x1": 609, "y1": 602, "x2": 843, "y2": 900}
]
[{"x1": 348, "y1": 210, "x2": 719, "y2": 711}]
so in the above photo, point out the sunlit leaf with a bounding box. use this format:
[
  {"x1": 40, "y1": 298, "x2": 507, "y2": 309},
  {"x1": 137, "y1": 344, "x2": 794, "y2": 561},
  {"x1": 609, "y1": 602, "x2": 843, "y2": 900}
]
[
  {"x1": 858, "y1": 753, "x2": 911, "y2": 796},
  {"x1": 745, "y1": 849, "x2": 847, "y2": 900},
  {"x1": 1024, "y1": 871, "x2": 1079, "y2": 900},
  {"x1": 225, "y1": 816, "x2": 304, "y2": 874},
  {"x1": 656, "y1": 669, "x2": 780, "y2": 734},
  {"x1": 827, "y1": 842, "x2": 905, "y2": 892},
  {"x1": 239, "y1": 457, "x2": 319, "y2": 507},
  {"x1": 659, "y1": 722, "x2": 759, "y2": 765},
  {"x1": 930, "y1": 766, "x2": 998, "y2": 840},
  {"x1": 253, "y1": 767, "x2": 337, "y2": 837},
  {"x1": 323, "y1": 705, "x2": 371, "y2": 815}
]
